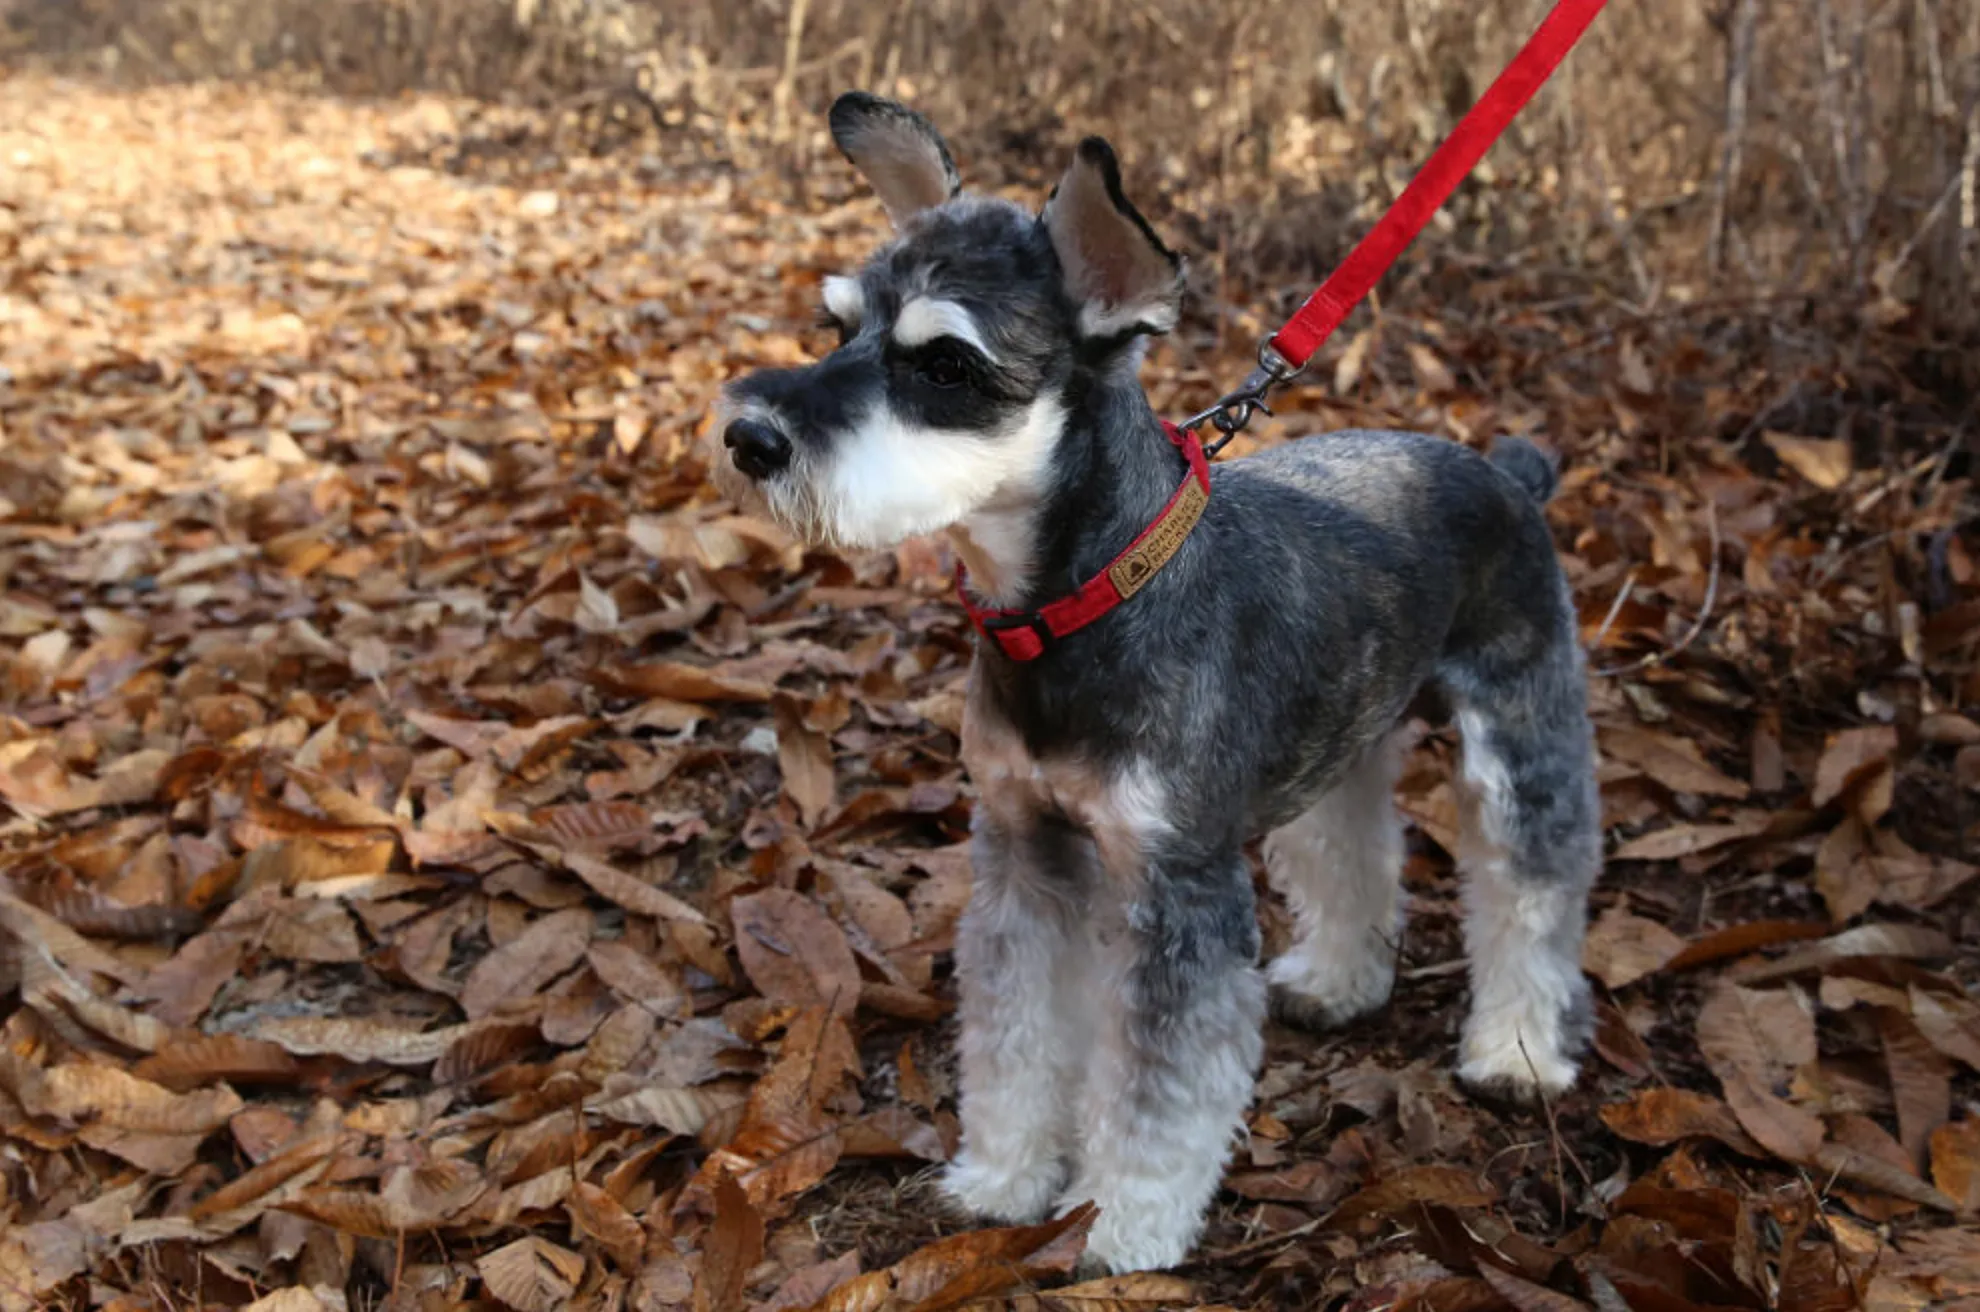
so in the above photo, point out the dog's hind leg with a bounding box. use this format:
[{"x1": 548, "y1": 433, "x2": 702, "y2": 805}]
[
  {"x1": 1262, "y1": 729, "x2": 1407, "y2": 1028},
  {"x1": 942, "y1": 811, "x2": 1087, "y2": 1223},
  {"x1": 1060, "y1": 840, "x2": 1265, "y2": 1273},
  {"x1": 1446, "y1": 636, "x2": 1601, "y2": 1100}
]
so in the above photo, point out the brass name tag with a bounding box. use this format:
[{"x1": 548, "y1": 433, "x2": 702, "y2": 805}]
[{"x1": 1107, "y1": 477, "x2": 1208, "y2": 600}]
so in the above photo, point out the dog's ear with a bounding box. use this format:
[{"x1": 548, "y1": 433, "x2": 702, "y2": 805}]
[
  {"x1": 828, "y1": 92, "x2": 961, "y2": 227},
  {"x1": 1043, "y1": 138, "x2": 1184, "y2": 340}
]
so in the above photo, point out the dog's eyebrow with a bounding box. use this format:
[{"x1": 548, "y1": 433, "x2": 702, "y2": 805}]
[
  {"x1": 822, "y1": 275, "x2": 865, "y2": 326},
  {"x1": 893, "y1": 297, "x2": 997, "y2": 361}
]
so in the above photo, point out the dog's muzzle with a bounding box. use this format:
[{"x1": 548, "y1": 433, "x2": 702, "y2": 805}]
[{"x1": 723, "y1": 418, "x2": 792, "y2": 480}]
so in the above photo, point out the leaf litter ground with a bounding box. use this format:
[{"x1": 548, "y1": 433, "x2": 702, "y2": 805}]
[{"x1": 0, "y1": 76, "x2": 1977, "y2": 1312}]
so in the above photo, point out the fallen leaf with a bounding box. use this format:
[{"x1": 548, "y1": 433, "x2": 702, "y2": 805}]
[
  {"x1": 460, "y1": 907, "x2": 593, "y2": 1018},
  {"x1": 799, "y1": 1204, "x2": 1095, "y2": 1312},
  {"x1": 1479, "y1": 1265, "x2": 1591, "y2": 1312},
  {"x1": 1730, "y1": 922, "x2": 1953, "y2": 984},
  {"x1": 1610, "y1": 815, "x2": 1768, "y2": 862},
  {"x1": 1696, "y1": 981, "x2": 1816, "y2": 1084},
  {"x1": 695, "y1": 1173, "x2": 765, "y2": 1312},
  {"x1": 1599, "y1": 726, "x2": 1749, "y2": 799},
  {"x1": 730, "y1": 889, "x2": 861, "y2": 1018},
  {"x1": 1812, "y1": 725, "x2": 1898, "y2": 810},
  {"x1": 1599, "y1": 1088, "x2": 1764, "y2": 1157},
  {"x1": 1582, "y1": 904, "x2": 1685, "y2": 988},
  {"x1": 1764, "y1": 431, "x2": 1852, "y2": 489},
  {"x1": 1907, "y1": 986, "x2": 1980, "y2": 1072},
  {"x1": 478, "y1": 1236, "x2": 585, "y2": 1312},
  {"x1": 1661, "y1": 919, "x2": 1830, "y2": 973},
  {"x1": 1929, "y1": 1119, "x2": 1980, "y2": 1212},
  {"x1": 1881, "y1": 1009, "x2": 1953, "y2": 1169},
  {"x1": 775, "y1": 694, "x2": 836, "y2": 829},
  {"x1": 1323, "y1": 1166, "x2": 1495, "y2": 1234},
  {"x1": 596, "y1": 661, "x2": 773, "y2": 704}
]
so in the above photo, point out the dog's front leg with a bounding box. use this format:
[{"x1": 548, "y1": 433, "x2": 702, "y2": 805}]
[
  {"x1": 1061, "y1": 846, "x2": 1265, "y2": 1274},
  {"x1": 942, "y1": 808, "x2": 1088, "y2": 1223}
]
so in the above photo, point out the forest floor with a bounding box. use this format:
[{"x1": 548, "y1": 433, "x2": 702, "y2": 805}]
[{"x1": 0, "y1": 75, "x2": 1976, "y2": 1312}]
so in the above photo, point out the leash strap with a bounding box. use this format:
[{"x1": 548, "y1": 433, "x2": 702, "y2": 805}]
[
  {"x1": 1266, "y1": 0, "x2": 1610, "y2": 369},
  {"x1": 959, "y1": 422, "x2": 1210, "y2": 660}
]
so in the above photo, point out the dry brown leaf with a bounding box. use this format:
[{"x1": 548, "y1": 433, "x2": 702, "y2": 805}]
[
  {"x1": 0, "y1": 889, "x2": 145, "y2": 987},
  {"x1": 1812, "y1": 1141, "x2": 1961, "y2": 1212},
  {"x1": 1610, "y1": 815, "x2": 1768, "y2": 863},
  {"x1": 479, "y1": 1235, "x2": 586, "y2": 1312},
  {"x1": 1880, "y1": 1009, "x2": 1953, "y2": 1168},
  {"x1": 379, "y1": 1158, "x2": 489, "y2": 1226},
  {"x1": 253, "y1": 1015, "x2": 495, "y2": 1066},
  {"x1": 1581, "y1": 904, "x2": 1685, "y2": 989},
  {"x1": 1599, "y1": 726, "x2": 1749, "y2": 799},
  {"x1": 133, "y1": 1034, "x2": 301, "y2": 1091},
  {"x1": 1479, "y1": 1265, "x2": 1591, "y2": 1312},
  {"x1": 695, "y1": 1173, "x2": 766, "y2": 1312},
  {"x1": 19, "y1": 1060, "x2": 243, "y2": 1134},
  {"x1": 1730, "y1": 922, "x2": 1953, "y2": 984},
  {"x1": 1695, "y1": 981, "x2": 1824, "y2": 1162},
  {"x1": 1012, "y1": 1274, "x2": 1199, "y2": 1311},
  {"x1": 240, "y1": 1290, "x2": 336, "y2": 1312},
  {"x1": 528, "y1": 800, "x2": 651, "y2": 850},
  {"x1": 1907, "y1": 986, "x2": 1980, "y2": 1072},
  {"x1": 1721, "y1": 1066, "x2": 1826, "y2": 1163},
  {"x1": 189, "y1": 1135, "x2": 341, "y2": 1222},
  {"x1": 586, "y1": 939, "x2": 689, "y2": 1017},
  {"x1": 579, "y1": 1004, "x2": 656, "y2": 1081},
  {"x1": 775, "y1": 694, "x2": 836, "y2": 829},
  {"x1": 1812, "y1": 725, "x2": 1899, "y2": 809},
  {"x1": 460, "y1": 906, "x2": 593, "y2": 1018},
  {"x1": 1928, "y1": 1119, "x2": 1980, "y2": 1212},
  {"x1": 596, "y1": 661, "x2": 773, "y2": 704},
  {"x1": 799, "y1": 1204, "x2": 1095, "y2": 1312},
  {"x1": 569, "y1": 1181, "x2": 646, "y2": 1270},
  {"x1": 558, "y1": 850, "x2": 706, "y2": 924},
  {"x1": 1323, "y1": 1166, "x2": 1495, "y2": 1234},
  {"x1": 1763, "y1": 431, "x2": 1852, "y2": 489},
  {"x1": 730, "y1": 888, "x2": 861, "y2": 1018},
  {"x1": 1662, "y1": 919, "x2": 1831, "y2": 973},
  {"x1": 433, "y1": 1020, "x2": 540, "y2": 1084},
  {"x1": 141, "y1": 929, "x2": 248, "y2": 1026},
  {"x1": 588, "y1": 1082, "x2": 741, "y2": 1134},
  {"x1": 1598, "y1": 1088, "x2": 1764, "y2": 1157},
  {"x1": 1696, "y1": 981, "x2": 1816, "y2": 1084}
]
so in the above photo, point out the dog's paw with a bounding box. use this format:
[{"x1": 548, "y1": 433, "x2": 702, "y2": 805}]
[
  {"x1": 1265, "y1": 948, "x2": 1394, "y2": 1030},
  {"x1": 1456, "y1": 1040, "x2": 1579, "y2": 1104},
  {"x1": 1062, "y1": 1197, "x2": 1194, "y2": 1276},
  {"x1": 941, "y1": 1153, "x2": 1065, "y2": 1225}
]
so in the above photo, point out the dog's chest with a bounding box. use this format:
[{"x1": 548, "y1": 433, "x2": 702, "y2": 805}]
[{"x1": 959, "y1": 665, "x2": 1169, "y2": 874}]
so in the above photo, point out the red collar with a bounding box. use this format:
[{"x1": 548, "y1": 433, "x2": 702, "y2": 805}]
[{"x1": 956, "y1": 421, "x2": 1210, "y2": 661}]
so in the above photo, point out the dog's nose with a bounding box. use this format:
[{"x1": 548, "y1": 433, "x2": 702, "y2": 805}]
[{"x1": 723, "y1": 419, "x2": 792, "y2": 479}]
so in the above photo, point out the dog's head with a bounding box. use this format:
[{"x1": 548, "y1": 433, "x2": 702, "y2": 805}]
[{"x1": 714, "y1": 92, "x2": 1183, "y2": 551}]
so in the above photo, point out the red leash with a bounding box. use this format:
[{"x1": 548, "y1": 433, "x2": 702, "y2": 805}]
[
  {"x1": 963, "y1": 0, "x2": 1609, "y2": 660},
  {"x1": 1187, "y1": 0, "x2": 1611, "y2": 450}
]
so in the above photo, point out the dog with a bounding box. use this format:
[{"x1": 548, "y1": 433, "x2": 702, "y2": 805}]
[{"x1": 712, "y1": 92, "x2": 1602, "y2": 1275}]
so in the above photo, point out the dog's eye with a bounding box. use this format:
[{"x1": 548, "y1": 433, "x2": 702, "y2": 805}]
[{"x1": 917, "y1": 341, "x2": 969, "y2": 389}]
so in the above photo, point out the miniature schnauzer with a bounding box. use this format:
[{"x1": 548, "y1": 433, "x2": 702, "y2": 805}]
[{"x1": 713, "y1": 93, "x2": 1601, "y2": 1274}]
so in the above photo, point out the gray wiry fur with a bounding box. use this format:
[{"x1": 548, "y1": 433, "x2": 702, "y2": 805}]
[{"x1": 715, "y1": 93, "x2": 1603, "y2": 1275}]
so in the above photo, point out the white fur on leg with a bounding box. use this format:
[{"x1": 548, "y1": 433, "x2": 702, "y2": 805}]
[
  {"x1": 1453, "y1": 714, "x2": 1586, "y2": 1097},
  {"x1": 942, "y1": 856, "x2": 1079, "y2": 1223},
  {"x1": 1261, "y1": 734, "x2": 1405, "y2": 1026},
  {"x1": 1057, "y1": 933, "x2": 1265, "y2": 1274}
]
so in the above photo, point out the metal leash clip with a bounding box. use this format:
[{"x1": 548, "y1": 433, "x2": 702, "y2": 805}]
[{"x1": 1179, "y1": 339, "x2": 1302, "y2": 458}]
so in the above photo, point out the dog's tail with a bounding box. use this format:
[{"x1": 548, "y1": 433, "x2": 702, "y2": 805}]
[{"x1": 1487, "y1": 436, "x2": 1560, "y2": 504}]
